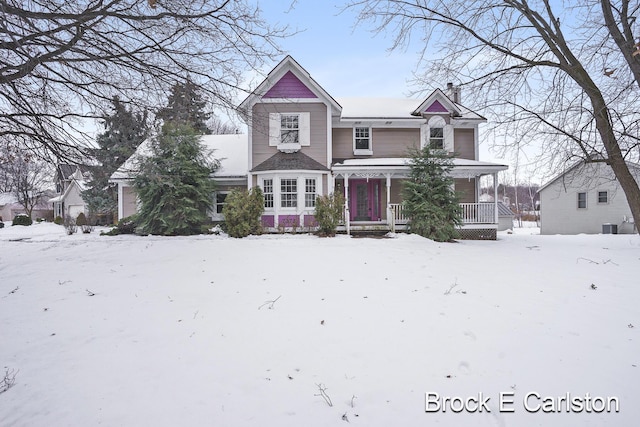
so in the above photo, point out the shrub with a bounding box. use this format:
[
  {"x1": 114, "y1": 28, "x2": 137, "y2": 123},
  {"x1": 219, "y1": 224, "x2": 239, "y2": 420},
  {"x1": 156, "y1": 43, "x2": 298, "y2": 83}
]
[
  {"x1": 222, "y1": 187, "x2": 264, "y2": 238},
  {"x1": 12, "y1": 215, "x2": 32, "y2": 226},
  {"x1": 314, "y1": 191, "x2": 345, "y2": 236},
  {"x1": 402, "y1": 146, "x2": 461, "y2": 242},
  {"x1": 63, "y1": 215, "x2": 77, "y2": 235},
  {"x1": 54, "y1": 216, "x2": 63, "y2": 225},
  {"x1": 75, "y1": 212, "x2": 87, "y2": 226},
  {"x1": 101, "y1": 215, "x2": 139, "y2": 236}
]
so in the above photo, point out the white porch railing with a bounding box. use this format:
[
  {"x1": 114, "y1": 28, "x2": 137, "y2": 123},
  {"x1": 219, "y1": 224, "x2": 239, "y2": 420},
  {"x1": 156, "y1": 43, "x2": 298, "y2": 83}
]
[
  {"x1": 388, "y1": 203, "x2": 408, "y2": 224},
  {"x1": 389, "y1": 202, "x2": 496, "y2": 226},
  {"x1": 460, "y1": 202, "x2": 495, "y2": 224}
]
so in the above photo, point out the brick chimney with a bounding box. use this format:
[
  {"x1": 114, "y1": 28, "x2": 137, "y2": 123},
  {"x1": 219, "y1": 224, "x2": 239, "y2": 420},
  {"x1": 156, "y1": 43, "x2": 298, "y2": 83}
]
[{"x1": 446, "y1": 82, "x2": 461, "y2": 104}]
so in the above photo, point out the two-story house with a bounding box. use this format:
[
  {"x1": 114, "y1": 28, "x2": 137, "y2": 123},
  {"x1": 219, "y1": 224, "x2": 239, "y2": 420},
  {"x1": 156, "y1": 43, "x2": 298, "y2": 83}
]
[
  {"x1": 112, "y1": 56, "x2": 507, "y2": 239},
  {"x1": 239, "y1": 56, "x2": 507, "y2": 239}
]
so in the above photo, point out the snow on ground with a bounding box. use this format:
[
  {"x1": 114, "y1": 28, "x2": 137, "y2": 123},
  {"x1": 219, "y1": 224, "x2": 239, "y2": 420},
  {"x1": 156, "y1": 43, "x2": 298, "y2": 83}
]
[{"x1": 0, "y1": 222, "x2": 638, "y2": 426}]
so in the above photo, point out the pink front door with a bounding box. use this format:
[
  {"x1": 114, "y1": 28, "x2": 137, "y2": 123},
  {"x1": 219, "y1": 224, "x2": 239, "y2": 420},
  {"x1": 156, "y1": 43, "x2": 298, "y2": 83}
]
[{"x1": 349, "y1": 179, "x2": 381, "y2": 221}]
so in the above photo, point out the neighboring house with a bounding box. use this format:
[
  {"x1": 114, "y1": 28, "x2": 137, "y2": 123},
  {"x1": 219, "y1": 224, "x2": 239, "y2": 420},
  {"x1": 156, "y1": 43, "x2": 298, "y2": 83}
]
[
  {"x1": 49, "y1": 164, "x2": 90, "y2": 219},
  {"x1": 538, "y1": 161, "x2": 640, "y2": 234},
  {"x1": 110, "y1": 134, "x2": 248, "y2": 221},
  {"x1": 112, "y1": 56, "x2": 508, "y2": 239},
  {"x1": 0, "y1": 191, "x2": 54, "y2": 221}
]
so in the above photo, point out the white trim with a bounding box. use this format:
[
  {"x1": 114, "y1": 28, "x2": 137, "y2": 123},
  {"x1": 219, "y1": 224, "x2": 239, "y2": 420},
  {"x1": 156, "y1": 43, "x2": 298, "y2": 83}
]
[
  {"x1": 117, "y1": 182, "x2": 124, "y2": 221},
  {"x1": 258, "y1": 98, "x2": 320, "y2": 103},
  {"x1": 353, "y1": 126, "x2": 372, "y2": 155}
]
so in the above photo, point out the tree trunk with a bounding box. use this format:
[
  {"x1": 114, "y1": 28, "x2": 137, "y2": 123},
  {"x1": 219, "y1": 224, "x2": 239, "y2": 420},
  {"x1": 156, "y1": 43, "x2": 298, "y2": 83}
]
[{"x1": 589, "y1": 92, "x2": 640, "y2": 233}]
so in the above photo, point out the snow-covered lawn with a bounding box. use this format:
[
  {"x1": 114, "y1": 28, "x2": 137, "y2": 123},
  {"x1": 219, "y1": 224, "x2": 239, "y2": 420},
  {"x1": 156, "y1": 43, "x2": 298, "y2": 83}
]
[{"x1": 0, "y1": 222, "x2": 638, "y2": 426}]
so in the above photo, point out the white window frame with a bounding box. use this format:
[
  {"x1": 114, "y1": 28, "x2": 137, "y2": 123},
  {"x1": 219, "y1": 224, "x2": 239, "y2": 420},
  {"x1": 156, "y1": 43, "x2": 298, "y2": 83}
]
[
  {"x1": 269, "y1": 112, "x2": 310, "y2": 152},
  {"x1": 305, "y1": 178, "x2": 317, "y2": 208},
  {"x1": 211, "y1": 191, "x2": 229, "y2": 220},
  {"x1": 429, "y1": 126, "x2": 444, "y2": 150},
  {"x1": 597, "y1": 190, "x2": 608, "y2": 204},
  {"x1": 577, "y1": 192, "x2": 587, "y2": 209},
  {"x1": 280, "y1": 178, "x2": 298, "y2": 208},
  {"x1": 353, "y1": 126, "x2": 373, "y2": 155},
  {"x1": 263, "y1": 178, "x2": 274, "y2": 209}
]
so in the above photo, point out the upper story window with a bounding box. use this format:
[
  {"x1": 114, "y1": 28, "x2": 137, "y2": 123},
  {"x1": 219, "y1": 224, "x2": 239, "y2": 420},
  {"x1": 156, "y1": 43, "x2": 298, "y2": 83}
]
[
  {"x1": 269, "y1": 112, "x2": 310, "y2": 152},
  {"x1": 353, "y1": 127, "x2": 372, "y2": 155},
  {"x1": 429, "y1": 127, "x2": 444, "y2": 149},
  {"x1": 280, "y1": 114, "x2": 299, "y2": 145},
  {"x1": 577, "y1": 192, "x2": 587, "y2": 209}
]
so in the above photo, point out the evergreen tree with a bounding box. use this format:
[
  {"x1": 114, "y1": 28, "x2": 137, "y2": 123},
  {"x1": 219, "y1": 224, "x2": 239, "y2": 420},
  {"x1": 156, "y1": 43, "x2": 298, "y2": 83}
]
[
  {"x1": 402, "y1": 146, "x2": 462, "y2": 242},
  {"x1": 82, "y1": 97, "x2": 147, "y2": 223},
  {"x1": 134, "y1": 124, "x2": 219, "y2": 235},
  {"x1": 157, "y1": 78, "x2": 211, "y2": 134}
]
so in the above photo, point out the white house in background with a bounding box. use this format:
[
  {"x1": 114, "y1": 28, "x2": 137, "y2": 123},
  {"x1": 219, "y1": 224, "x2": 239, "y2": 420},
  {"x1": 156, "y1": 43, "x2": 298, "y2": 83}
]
[
  {"x1": 110, "y1": 133, "x2": 248, "y2": 221},
  {"x1": 538, "y1": 161, "x2": 640, "y2": 234},
  {"x1": 49, "y1": 164, "x2": 90, "y2": 219}
]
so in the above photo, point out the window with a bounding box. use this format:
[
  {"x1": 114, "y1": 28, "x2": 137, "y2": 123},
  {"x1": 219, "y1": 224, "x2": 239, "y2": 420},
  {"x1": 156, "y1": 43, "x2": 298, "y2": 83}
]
[
  {"x1": 215, "y1": 192, "x2": 228, "y2": 214},
  {"x1": 598, "y1": 191, "x2": 608, "y2": 204},
  {"x1": 429, "y1": 127, "x2": 444, "y2": 149},
  {"x1": 354, "y1": 127, "x2": 371, "y2": 151},
  {"x1": 263, "y1": 179, "x2": 273, "y2": 208},
  {"x1": 305, "y1": 178, "x2": 316, "y2": 208},
  {"x1": 281, "y1": 178, "x2": 297, "y2": 208},
  {"x1": 577, "y1": 192, "x2": 587, "y2": 209},
  {"x1": 280, "y1": 114, "x2": 299, "y2": 145}
]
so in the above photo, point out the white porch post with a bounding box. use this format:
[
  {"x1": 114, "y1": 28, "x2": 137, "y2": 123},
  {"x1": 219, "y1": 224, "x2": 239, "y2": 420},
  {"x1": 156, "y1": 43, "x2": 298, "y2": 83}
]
[
  {"x1": 344, "y1": 173, "x2": 350, "y2": 235},
  {"x1": 493, "y1": 172, "x2": 499, "y2": 224},
  {"x1": 385, "y1": 173, "x2": 392, "y2": 227}
]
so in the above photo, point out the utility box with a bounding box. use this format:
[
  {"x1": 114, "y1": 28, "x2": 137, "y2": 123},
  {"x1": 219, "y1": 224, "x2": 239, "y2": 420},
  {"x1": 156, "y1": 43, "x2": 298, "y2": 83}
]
[{"x1": 602, "y1": 223, "x2": 618, "y2": 234}]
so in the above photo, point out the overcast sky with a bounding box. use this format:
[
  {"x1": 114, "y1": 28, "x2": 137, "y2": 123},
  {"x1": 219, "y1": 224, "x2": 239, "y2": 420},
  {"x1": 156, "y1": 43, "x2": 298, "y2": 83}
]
[{"x1": 256, "y1": 0, "x2": 512, "y2": 172}]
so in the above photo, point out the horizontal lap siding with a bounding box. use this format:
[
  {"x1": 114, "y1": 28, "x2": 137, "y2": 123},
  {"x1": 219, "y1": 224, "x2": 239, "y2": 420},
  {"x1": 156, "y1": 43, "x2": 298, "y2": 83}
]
[
  {"x1": 453, "y1": 128, "x2": 475, "y2": 160},
  {"x1": 252, "y1": 103, "x2": 328, "y2": 168},
  {"x1": 455, "y1": 178, "x2": 476, "y2": 202},
  {"x1": 123, "y1": 186, "x2": 137, "y2": 218},
  {"x1": 332, "y1": 128, "x2": 420, "y2": 159}
]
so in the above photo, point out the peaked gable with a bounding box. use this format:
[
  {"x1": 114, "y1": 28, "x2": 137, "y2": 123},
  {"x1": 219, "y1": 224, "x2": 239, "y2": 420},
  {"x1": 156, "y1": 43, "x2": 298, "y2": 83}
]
[
  {"x1": 263, "y1": 70, "x2": 317, "y2": 99},
  {"x1": 424, "y1": 99, "x2": 449, "y2": 113},
  {"x1": 412, "y1": 89, "x2": 461, "y2": 116},
  {"x1": 239, "y1": 55, "x2": 341, "y2": 115}
]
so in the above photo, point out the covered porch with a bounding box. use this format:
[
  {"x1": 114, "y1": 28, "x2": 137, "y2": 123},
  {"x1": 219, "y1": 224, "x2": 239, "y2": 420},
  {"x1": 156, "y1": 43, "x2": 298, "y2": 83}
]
[{"x1": 331, "y1": 158, "x2": 508, "y2": 239}]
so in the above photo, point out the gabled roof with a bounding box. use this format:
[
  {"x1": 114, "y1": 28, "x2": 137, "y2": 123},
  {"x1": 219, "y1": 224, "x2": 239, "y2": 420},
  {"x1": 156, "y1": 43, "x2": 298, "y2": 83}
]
[
  {"x1": 251, "y1": 151, "x2": 329, "y2": 172},
  {"x1": 538, "y1": 159, "x2": 640, "y2": 193},
  {"x1": 412, "y1": 89, "x2": 462, "y2": 116},
  {"x1": 110, "y1": 134, "x2": 249, "y2": 181},
  {"x1": 239, "y1": 55, "x2": 342, "y2": 115}
]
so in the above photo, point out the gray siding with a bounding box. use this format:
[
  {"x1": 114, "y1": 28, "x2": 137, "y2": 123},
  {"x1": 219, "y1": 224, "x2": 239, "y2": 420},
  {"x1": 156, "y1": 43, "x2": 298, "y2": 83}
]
[
  {"x1": 455, "y1": 178, "x2": 476, "y2": 203},
  {"x1": 252, "y1": 103, "x2": 328, "y2": 168},
  {"x1": 453, "y1": 128, "x2": 475, "y2": 160},
  {"x1": 540, "y1": 162, "x2": 639, "y2": 234},
  {"x1": 332, "y1": 128, "x2": 420, "y2": 160}
]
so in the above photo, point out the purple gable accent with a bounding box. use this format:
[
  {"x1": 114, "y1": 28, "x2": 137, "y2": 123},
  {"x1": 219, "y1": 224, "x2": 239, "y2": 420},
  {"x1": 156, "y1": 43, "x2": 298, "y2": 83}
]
[
  {"x1": 263, "y1": 71, "x2": 317, "y2": 99},
  {"x1": 424, "y1": 99, "x2": 449, "y2": 113},
  {"x1": 261, "y1": 215, "x2": 275, "y2": 228},
  {"x1": 278, "y1": 215, "x2": 300, "y2": 227}
]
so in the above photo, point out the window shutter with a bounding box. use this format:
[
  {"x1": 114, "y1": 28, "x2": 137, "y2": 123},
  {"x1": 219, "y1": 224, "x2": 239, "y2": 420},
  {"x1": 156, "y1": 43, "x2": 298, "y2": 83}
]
[
  {"x1": 444, "y1": 124, "x2": 454, "y2": 152},
  {"x1": 299, "y1": 112, "x2": 311, "y2": 146},
  {"x1": 269, "y1": 113, "x2": 280, "y2": 146}
]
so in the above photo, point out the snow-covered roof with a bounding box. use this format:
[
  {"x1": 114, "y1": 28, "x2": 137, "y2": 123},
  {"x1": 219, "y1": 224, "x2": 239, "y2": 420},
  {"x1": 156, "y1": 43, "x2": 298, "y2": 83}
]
[
  {"x1": 336, "y1": 97, "x2": 424, "y2": 120},
  {"x1": 110, "y1": 134, "x2": 249, "y2": 181},
  {"x1": 0, "y1": 192, "x2": 18, "y2": 206},
  {"x1": 335, "y1": 96, "x2": 485, "y2": 121}
]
